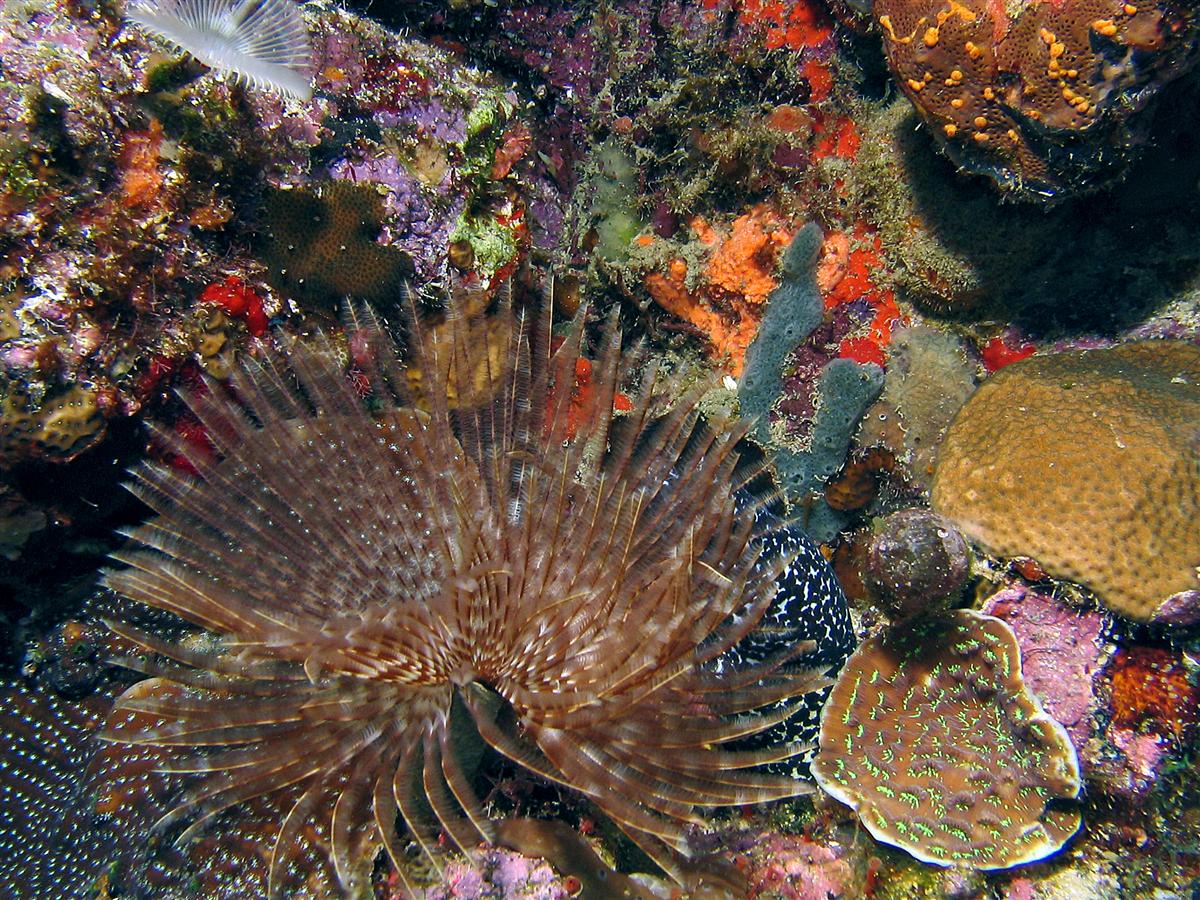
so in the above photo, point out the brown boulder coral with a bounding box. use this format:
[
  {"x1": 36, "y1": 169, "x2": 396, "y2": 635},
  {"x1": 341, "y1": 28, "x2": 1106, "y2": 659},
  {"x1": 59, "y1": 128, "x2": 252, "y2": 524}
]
[
  {"x1": 260, "y1": 182, "x2": 414, "y2": 313},
  {"x1": 931, "y1": 341, "x2": 1200, "y2": 623},
  {"x1": 98, "y1": 300, "x2": 829, "y2": 897},
  {"x1": 812, "y1": 610, "x2": 1082, "y2": 869},
  {"x1": 0, "y1": 379, "x2": 108, "y2": 465},
  {"x1": 873, "y1": 0, "x2": 1199, "y2": 197}
]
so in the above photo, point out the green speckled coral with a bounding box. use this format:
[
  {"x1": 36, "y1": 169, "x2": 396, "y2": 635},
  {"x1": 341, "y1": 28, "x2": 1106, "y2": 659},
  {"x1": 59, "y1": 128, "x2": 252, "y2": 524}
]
[{"x1": 812, "y1": 610, "x2": 1082, "y2": 870}]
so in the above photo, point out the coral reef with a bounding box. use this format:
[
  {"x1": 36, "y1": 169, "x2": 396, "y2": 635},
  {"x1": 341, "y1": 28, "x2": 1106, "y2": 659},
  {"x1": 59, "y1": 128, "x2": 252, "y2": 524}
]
[
  {"x1": 492, "y1": 818, "x2": 642, "y2": 898},
  {"x1": 818, "y1": 225, "x2": 904, "y2": 369},
  {"x1": 199, "y1": 275, "x2": 270, "y2": 338},
  {"x1": 5, "y1": 0, "x2": 1200, "y2": 895},
  {"x1": 733, "y1": 830, "x2": 856, "y2": 898},
  {"x1": 420, "y1": 846, "x2": 572, "y2": 900},
  {"x1": 774, "y1": 358, "x2": 885, "y2": 541},
  {"x1": 0, "y1": 1, "x2": 525, "y2": 474},
  {"x1": 932, "y1": 341, "x2": 1200, "y2": 623},
  {"x1": 812, "y1": 610, "x2": 1082, "y2": 869},
  {"x1": 823, "y1": 446, "x2": 898, "y2": 513},
  {"x1": 1105, "y1": 646, "x2": 1200, "y2": 743},
  {"x1": 740, "y1": 224, "x2": 826, "y2": 419},
  {"x1": 873, "y1": 0, "x2": 1200, "y2": 197},
  {"x1": 0, "y1": 378, "x2": 107, "y2": 466}
]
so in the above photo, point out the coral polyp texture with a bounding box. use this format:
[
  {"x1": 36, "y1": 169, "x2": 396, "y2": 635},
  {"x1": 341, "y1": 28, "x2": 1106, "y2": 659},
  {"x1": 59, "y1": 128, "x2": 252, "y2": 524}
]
[
  {"x1": 931, "y1": 341, "x2": 1200, "y2": 623},
  {"x1": 812, "y1": 610, "x2": 1082, "y2": 870},
  {"x1": 260, "y1": 181, "x2": 413, "y2": 311},
  {"x1": 0, "y1": 379, "x2": 108, "y2": 465},
  {"x1": 125, "y1": 0, "x2": 313, "y2": 100},
  {"x1": 873, "y1": 0, "x2": 1199, "y2": 197},
  {"x1": 98, "y1": 302, "x2": 832, "y2": 896}
]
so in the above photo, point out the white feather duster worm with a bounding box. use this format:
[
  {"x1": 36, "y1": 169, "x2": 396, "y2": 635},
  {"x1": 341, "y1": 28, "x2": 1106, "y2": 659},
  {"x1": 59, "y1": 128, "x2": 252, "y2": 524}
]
[{"x1": 125, "y1": 0, "x2": 313, "y2": 101}]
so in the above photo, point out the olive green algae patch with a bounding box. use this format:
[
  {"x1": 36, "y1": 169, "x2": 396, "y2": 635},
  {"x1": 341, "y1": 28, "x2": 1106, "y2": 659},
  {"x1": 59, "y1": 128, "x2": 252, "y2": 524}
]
[{"x1": 812, "y1": 611, "x2": 1082, "y2": 870}]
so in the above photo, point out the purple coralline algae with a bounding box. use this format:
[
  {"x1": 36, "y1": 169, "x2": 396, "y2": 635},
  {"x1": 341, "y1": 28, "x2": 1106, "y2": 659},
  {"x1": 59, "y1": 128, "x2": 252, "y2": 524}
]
[
  {"x1": 1102, "y1": 729, "x2": 1170, "y2": 804},
  {"x1": 328, "y1": 154, "x2": 465, "y2": 286},
  {"x1": 740, "y1": 832, "x2": 856, "y2": 899},
  {"x1": 302, "y1": 10, "x2": 527, "y2": 292},
  {"x1": 498, "y1": 4, "x2": 604, "y2": 108},
  {"x1": 983, "y1": 584, "x2": 1108, "y2": 749},
  {"x1": 417, "y1": 848, "x2": 570, "y2": 900}
]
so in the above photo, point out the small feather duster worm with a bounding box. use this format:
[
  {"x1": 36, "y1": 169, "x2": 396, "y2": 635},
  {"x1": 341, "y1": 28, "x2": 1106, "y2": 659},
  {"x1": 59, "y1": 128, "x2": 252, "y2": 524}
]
[
  {"x1": 101, "y1": 300, "x2": 826, "y2": 896},
  {"x1": 125, "y1": 0, "x2": 312, "y2": 100}
]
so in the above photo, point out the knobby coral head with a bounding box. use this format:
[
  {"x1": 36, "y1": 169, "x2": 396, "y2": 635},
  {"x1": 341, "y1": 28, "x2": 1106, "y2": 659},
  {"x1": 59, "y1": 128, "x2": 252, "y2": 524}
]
[{"x1": 100, "y1": 298, "x2": 826, "y2": 896}]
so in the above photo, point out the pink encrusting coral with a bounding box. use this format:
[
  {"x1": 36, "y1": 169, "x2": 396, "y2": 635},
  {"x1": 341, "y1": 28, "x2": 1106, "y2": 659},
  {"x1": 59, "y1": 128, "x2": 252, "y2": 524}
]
[{"x1": 984, "y1": 585, "x2": 1107, "y2": 748}]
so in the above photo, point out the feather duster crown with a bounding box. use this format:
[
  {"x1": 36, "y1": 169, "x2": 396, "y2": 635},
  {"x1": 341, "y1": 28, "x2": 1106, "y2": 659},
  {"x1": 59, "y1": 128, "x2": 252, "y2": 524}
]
[
  {"x1": 125, "y1": 0, "x2": 313, "y2": 100},
  {"x1": 100, "y1": 298, "x2": 826, "y2": 896}
]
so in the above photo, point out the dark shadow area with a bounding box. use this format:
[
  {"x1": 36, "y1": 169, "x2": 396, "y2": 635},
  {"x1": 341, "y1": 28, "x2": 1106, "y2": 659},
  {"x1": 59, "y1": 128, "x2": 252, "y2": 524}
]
[
  {"x1": 890, "y1": 71, "x2": 1200, "y2": 336},
  {"x1": 0, "y1": 418, "x2": 147, "y2": 671}
]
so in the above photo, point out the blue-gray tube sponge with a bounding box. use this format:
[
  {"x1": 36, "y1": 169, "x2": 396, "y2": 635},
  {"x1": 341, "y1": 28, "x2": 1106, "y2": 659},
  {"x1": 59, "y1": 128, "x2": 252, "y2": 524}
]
[
  {"x1": 738, "y1": 224, "x2": 884, "y2": 542},
  {"x1": 739, "y1": 223, "x2": 825, "y2": 430},
  {"x1": 776, "y1": 358, "x2": 884, "y2": 541}
]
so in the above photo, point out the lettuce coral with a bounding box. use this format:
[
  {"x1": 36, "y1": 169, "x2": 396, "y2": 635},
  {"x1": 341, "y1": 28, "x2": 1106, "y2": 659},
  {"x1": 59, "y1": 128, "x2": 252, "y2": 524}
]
[{"x1": 813, "y1": 610, "x2": 1082, "y2": 869}]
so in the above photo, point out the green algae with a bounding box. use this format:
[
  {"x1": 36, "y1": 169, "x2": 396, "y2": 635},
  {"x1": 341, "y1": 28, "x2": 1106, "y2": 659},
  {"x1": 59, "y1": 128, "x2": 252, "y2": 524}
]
[{"x1": 450, "y1": 210, "x2": 519, "y2": 281}]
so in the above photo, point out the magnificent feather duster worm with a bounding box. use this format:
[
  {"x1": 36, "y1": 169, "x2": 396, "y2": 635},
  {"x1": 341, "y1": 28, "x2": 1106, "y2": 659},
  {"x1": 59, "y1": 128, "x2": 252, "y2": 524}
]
[{"x1": 99, "y1": 295, "x2": 836, "y2": 896}]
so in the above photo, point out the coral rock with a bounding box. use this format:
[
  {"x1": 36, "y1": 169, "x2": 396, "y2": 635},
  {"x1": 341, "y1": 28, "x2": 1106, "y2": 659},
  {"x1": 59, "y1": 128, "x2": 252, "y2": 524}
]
[
  {"x1": 861, "y1": 508, "x2": 971, "y2": 620},
  {"x1": 813, "y1": 610, "x2": 1082, "y2": 869},
  {"x1": 423, "y1": 842, "x2": 571, "y2": 900},
  {"x1": 741, "y1": 832, "x2": 856, "y2": 899},
  {"x1": 874, "y1": 0, "x2": 1199, "y2": 197},
  {"x1": 932, "y1": 341, "x2": 1200, "y2": 623}
]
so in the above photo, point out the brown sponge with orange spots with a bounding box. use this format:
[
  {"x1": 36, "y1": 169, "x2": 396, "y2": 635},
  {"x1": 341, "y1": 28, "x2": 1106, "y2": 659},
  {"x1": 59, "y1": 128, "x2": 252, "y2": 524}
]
[{"x1": 874, "y1": 0, "x2": 1198, "y2": 198}]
